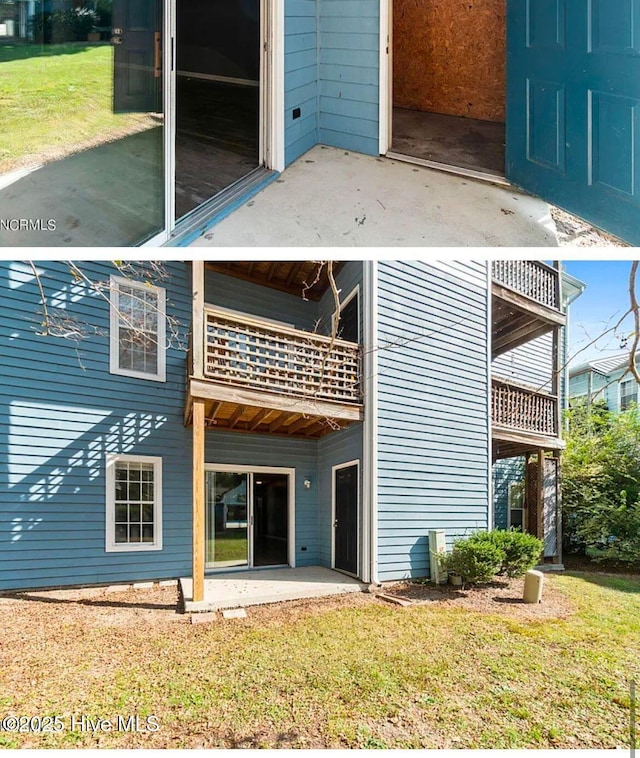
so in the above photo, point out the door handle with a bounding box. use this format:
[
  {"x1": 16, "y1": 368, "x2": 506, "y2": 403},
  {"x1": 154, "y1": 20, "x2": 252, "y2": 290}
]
[
  {"x1": 333, "y1": 520, "x2": 338, "y2": 528},
  {"x1": 111, "y1": 35, "x2": 123, "y2": 45},
  {"x1": 154, "y1": 31, "x2": 161, "y2": 78}
]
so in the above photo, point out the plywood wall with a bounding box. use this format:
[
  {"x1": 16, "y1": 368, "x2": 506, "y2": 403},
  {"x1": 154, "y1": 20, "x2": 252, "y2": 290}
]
[{"x1": 393, "y1": 0, "x2": 506, "y2": 123}]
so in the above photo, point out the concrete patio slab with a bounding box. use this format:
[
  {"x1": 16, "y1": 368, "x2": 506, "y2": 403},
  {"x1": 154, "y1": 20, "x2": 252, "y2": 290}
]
[
  {"x1": 191, "y1": 145, "x2": 559, "y2": 247},
  {"x1": 181, "y1": 565, "x2": 365, "y2": 612}
]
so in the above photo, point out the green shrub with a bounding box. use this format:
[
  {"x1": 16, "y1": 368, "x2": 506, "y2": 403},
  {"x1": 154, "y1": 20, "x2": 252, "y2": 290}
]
[
  {"x1": 441, "y1": 539, "x2": 503, "y2": 587},
  {"x1": 468, "y1": 530, "x2": 543, "y2": 578}
]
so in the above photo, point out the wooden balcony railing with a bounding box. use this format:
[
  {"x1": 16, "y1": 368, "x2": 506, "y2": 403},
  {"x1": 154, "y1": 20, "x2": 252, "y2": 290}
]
[
  {"x1": 492, "y1": 261, "x2": 560, "y2": 311},
  {"x1": 492, "y1": 378, "x2": 558, "y2": 436},
  {"x1": 202, "y1": 307, "x2": 361, "y2": 404}
]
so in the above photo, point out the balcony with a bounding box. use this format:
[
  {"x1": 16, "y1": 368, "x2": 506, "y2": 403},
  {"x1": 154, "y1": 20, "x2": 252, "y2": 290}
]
[
  {"x1": 185, "y1": 307, "x2": 363, "y2": 437},
  {"x1": 492, "y1": 377, "x2": 563, "y2": 459},
  {"x1": 492, "y1": 261, "x2": 565, "y2": 358}
]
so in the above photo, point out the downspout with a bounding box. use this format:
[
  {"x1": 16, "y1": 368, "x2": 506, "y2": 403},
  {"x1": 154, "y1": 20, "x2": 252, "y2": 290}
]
[
  {"x1": 363, "y1": 259, "x2": 379, "y2": 585},
  {"x1": 487, "y1": 261, "x2": 493, "y2": 531}
]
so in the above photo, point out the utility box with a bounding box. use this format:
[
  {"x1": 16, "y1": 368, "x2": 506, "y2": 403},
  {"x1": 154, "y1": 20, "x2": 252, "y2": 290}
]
[
  {"x1": 428, "y1": 530, "x2": 447, "y2": 584},
  {"x1": 523, "y1": 570, "x2": 544, "y2": 603}
]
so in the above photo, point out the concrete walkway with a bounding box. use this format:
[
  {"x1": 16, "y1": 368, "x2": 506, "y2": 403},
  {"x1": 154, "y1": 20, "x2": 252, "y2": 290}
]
[
  {"x1": 181, "y1": 565, "x2": 365, "y2": 612},
  {"x1": 191, "y1": 145, "x2": 559, "y2": 247}
]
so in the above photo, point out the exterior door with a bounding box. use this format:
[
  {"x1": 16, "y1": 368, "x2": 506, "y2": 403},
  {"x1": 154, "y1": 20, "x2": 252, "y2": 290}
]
[
  {"x1": 112, "y1": 0, "x2": 162, "y2": 113},
  {"x1": 333, "y1": 463, "x2": 359, "y2": 576},
  {"x1": 506, "y1": 1, "x2": 640, "y2": 245},
  {"x1": 205, "y1": 471, "x2": 250, "y2": 569}
]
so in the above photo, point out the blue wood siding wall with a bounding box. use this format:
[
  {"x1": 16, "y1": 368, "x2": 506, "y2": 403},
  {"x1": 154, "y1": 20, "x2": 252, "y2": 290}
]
[
  {"x1": 492, "y1": 333, "x2": 554, "y2": 392},
  {"x1": 318, "y1": 0, "x2": 379, "y2": 155},
  {"x1": 205, "y1": 431, "x2": 320, "y2": 566},
  {"x1": 493, "y1": 458, "x2": 525, "y2": 530},
  {"x1": 285, "y1": 0, "x2": 319, "y2": 165},
  {"x1": 376, "y1": 261, "x2": 490, "y2": 581},
  {"x1": 205, "y1": 270, "x2": 319, "y2": 331},
  {"x1": 0, "y1": 261, "x2": 193, "y2": 591}
]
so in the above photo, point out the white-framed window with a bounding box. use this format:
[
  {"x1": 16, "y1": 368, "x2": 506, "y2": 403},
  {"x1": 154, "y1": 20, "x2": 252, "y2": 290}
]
[
  {"x1": 508, "y1": 481, "x2": 525, "y2": 531},
  {"x1": 109, "y1": 276, "x2": 166, "y2": 382},
  {"x1": 620, "y1": 378, "x2": 638, "y2": 411},
  {"x1": 106, "y1": 454, "x2": 163, "y2": 552}
]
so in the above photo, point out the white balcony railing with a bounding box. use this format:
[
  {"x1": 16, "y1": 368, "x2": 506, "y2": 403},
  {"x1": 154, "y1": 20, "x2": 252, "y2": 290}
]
[
  {"x1": 492, "y1": 378, "x2": 558, "y2": 436},
  {"x1": 202, "y1": 307, "x2": 361, "y2": 405},
  {"x1": 492, "y1": 261, "x2": 560, "y2": 311}
]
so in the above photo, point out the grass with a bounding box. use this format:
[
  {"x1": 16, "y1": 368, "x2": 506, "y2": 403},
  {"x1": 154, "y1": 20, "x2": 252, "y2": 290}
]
[
  {"x1": 0, "y1": 43, "x2": 154, "y2": 172},
  {"x1": 206, "y1": 531, "x2": 248, "y2": 565},
  {"x1": 0, "y1": 572, "x2": 638, "y2": 748}
]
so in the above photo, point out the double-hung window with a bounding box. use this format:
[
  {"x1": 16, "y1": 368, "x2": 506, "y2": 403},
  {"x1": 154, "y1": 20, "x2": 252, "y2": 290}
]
[
  {"x1": 620, "y1": 378, "x2": 638, "y2": 411},
  {"x1": 110, "y1": 276, "x2": 166, "y2": 382},
  {"x1": 106, "y1": 454, "x2": 162, "y2": 552}
]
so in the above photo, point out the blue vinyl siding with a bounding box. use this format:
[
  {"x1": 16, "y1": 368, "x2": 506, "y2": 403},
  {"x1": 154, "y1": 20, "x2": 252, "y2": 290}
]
[
  {"x1": 318, "y1": 0, "x2": 379, "y2": 156},
  {"x1": 205, "y1": 270, "x2": 319, "y2": 331},
  {"x1": 205, "y1": 431, "x2": 320, "y2": 566},
  {"x1": 285, "y1": 0, "x2": 319, "y2": 165},
  {"x1": 376, "y1": 261, "x2": 490, "y2": 581},
  {"x1": 0, "y1": 261, "x2": 193, "y2": 591}
]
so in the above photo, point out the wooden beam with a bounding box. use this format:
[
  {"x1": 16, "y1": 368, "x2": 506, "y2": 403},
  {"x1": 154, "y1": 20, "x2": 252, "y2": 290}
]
[
  {"x1": 287, "y1": 415, "x2": 315, "y2": 435},
  {"x1": 192, "y1": 261, "x2": 204, "y2": 380},
  {"x1": 493, "y1": 322, "x2": 555, "y2": 357},
  {"x1": 537, "y1": 448, "x2": 545, "y2": 541},
  {"x1": 285, "y1": 262, "x2": 304, "y2": 286},
  {"x1": 266, "y1": 262, "x2": 278, "y2": 281},
  {"x1": 192, "y1": 399, "x2": 205, "y2": 603},
  {"x1": 206, "y1": 401, "x2": 222, "y2": 425},
  {"x1": 267, "y1": 411, "x2": 286, "y2": 433},
  {"x1": 553, "y1": 450, "x2": 563, "y2": 564},
  {"x1": 228, "y1": 405, "x2": 246, "y2": 429},
  {"x1": 249, "y1": 408, "x2": 272, "y2": 431},
  {"x1": 492, "y1": 282, "x2": 566, "y2": 326},
  {"x1": 204, "y1": 262, "x2": 326, "y2": 301},
  {"x1": 491, "y1": 425, "x2": 565, "y2": 451},
  {"x1": 304, "y1": 420, "x2": 328, "y2": 437},
  {"x1": 188, "y1": 378, "x2": 363, "y2": 422}
]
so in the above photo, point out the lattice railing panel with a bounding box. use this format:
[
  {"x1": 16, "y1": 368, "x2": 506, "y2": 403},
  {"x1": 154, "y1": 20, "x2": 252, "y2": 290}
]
[{"x1": 203, "y1": 308, "x2": 361, "y2": 404}]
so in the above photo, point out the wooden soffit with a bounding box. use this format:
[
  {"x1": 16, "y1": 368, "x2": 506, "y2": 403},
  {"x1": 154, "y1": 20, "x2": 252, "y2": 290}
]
[{"x1": 204, "y1": 261, "x2": 344, "y2": 301}]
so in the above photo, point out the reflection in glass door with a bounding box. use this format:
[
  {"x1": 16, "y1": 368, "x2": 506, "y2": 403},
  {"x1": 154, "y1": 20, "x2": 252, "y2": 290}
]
[
  {"x1": 0, "y1": 0, "x2": 165, "y2": 246},
  {"x1": 205, "y1": 471, "x2": 249, "y2": 569}
]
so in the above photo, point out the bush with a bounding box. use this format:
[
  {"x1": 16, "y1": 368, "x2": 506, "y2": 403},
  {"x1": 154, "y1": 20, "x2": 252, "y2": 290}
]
[
  {"x1": 468, "y1": 530, "x2": 543, "y2": 578},
  {"x1": 563, "y1": 401, "x2": 640, "y2": 563},
  {"x1": 441, "y1": 539, "x2": 503, "y2": 587}
]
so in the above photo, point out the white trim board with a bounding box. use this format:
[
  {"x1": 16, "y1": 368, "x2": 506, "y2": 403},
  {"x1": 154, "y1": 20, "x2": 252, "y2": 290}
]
[{"x1": 204, "y1": 464, "x2": 296, "y2": 569}]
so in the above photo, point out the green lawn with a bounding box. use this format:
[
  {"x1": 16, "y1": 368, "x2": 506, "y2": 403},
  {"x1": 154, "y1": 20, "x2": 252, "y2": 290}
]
[
  {"x1": 0, "y1": 43, "x2": 153, "y2": 172},
  {"x1": 0, "y1": 572, "x2": 638, "y2": 748},
  {"x1": 207, "y1": 531, "x2": 248, "y2": 565}
]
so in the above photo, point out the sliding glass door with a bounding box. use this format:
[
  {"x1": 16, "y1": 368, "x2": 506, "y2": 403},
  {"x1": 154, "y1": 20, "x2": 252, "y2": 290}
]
[
  {"x1": 0, "y1": 0, "x2": 166, "y2": 246},
  {"x1": 205, "y1": 468, "x2": 290, "y2": 571}
]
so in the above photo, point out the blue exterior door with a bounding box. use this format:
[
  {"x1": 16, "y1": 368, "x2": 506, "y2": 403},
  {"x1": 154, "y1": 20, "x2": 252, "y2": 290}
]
[{"x1": 506, "y1": 1, "x2": 640, "y2": 245}]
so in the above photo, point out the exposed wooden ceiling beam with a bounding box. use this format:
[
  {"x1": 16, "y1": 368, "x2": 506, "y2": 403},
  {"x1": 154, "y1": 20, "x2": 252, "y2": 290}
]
[
  {"x1": 249, "y1": 408, "x2": 274, "y2": 431},
  {"x1": 269, "y1": 412, "x2": 291, "y2": 433},
  {"x1": 267, "y1": 262, "x2": 278, "y2": 281},
  {"x1": 287, "y1": 415, "x2": 316, "y2": 435},
  {"x1": 285, "y1": 262, "x2": 304, "y2": 286},
  {"x1": 206, "y1": 401, "x2": 222, "y2": 425},
  {"x1": 228, "y1": 405, "x2": 246, "y2": 429}
]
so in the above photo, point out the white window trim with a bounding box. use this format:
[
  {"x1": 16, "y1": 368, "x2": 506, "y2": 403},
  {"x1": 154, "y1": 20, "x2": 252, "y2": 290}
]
[
  {"x1": 332, "y1": 284, "x2": 361, "y2": 342},
  {"x1": 619, "y1": 378, "x2": 638, "y2": 410},
  {"x1": 507, "y1": 481, "x2": 525, "y2": 529},
  {"x1": 331, "y1": 459, "x2": 361, "y2": 578},
  {"x1": 109, "y1": 275, "x2": 167, "y2": 382},
  {"x1": 106, "y1": 454, "x2": 163, "y2": 553}
]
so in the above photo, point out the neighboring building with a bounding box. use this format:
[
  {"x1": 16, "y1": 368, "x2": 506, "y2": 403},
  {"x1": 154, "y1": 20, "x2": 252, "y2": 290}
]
[
  {"x1": 569, "y1": 353, "x2": 640, "y2": 413},
  {"x1": 1, "y1": 260, "x2": 578, "y2": 595}
]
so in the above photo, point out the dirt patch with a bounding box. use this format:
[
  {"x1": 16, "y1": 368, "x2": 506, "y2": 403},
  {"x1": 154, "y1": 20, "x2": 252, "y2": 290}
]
[
  {"x1": 378, "y1": 574, "x2": 574, "y2": 621},
  {"x1": 0, "y1": 583, "x2": 184, "y2": 629},
  {"x1": 552, "y1": 206, "x2": 627, "y2": 247}
]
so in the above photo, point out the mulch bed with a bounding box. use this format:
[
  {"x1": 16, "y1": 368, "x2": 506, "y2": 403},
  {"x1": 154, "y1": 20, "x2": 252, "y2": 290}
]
[{"x1": 377, "y1": 574, "x2": 574, "y2": 621}]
